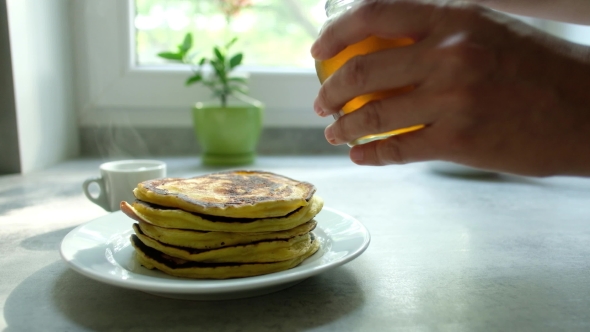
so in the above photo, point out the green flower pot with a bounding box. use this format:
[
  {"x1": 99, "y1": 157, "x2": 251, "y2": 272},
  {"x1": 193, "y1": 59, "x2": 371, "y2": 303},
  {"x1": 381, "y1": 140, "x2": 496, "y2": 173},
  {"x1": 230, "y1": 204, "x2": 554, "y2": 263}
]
[{"x1": 192, "y1": 96, "x2": 264, "y2": 166}]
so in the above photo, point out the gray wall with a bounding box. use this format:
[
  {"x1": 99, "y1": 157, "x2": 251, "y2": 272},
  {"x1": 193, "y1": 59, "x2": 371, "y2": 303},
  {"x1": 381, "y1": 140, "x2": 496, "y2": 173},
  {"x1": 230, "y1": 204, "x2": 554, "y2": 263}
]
[
  {"x1": 6, "y1": 0, "x2": 79, "y2": 173},
  {"x1": 0, "y1": 0, "x2": 20, "y2": 174}
]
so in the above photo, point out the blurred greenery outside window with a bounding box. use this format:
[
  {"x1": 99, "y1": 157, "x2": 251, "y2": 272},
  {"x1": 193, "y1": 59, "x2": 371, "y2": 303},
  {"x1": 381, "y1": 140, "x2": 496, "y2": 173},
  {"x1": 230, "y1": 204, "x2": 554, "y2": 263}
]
[
  {"x1": 134, "y1": 0, "x2": 590, "y2": 70},
  {"x1": 135, "y1": 0, "x2": 328, "y2": 70}
]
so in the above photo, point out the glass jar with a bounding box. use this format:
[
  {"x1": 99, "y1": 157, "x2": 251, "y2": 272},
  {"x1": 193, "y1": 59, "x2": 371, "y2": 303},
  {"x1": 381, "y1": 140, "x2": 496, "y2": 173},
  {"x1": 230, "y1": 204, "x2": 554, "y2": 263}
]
[{"x1": 316, "y1": 0, "x2": 424, "y2": 146}]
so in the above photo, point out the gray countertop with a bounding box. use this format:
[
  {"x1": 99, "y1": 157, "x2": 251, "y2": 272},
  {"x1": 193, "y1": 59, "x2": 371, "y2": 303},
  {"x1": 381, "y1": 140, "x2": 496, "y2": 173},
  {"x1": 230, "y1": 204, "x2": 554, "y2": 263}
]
[{"x1": 1, "y1": 156, "x2": 590, "y2": 331}]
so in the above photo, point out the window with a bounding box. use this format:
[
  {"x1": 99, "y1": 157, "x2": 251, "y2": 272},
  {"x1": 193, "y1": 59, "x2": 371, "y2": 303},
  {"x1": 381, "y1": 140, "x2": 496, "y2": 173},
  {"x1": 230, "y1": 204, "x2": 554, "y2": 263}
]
[
  {"x1": 135, "y1": 0, "x2": 326, "y2": 68},
  {"x1": 72, "y1": 0, "x2": 331, "y2": 129},
  {"x1": 72, "y1": 1, "x2": 590, "y2": 131}
]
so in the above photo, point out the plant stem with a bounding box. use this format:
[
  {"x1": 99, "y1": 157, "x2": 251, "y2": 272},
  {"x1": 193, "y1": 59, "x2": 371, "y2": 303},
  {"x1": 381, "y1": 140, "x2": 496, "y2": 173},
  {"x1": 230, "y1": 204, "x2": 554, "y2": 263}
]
[{"x1": 221, "y1": 93, "x2": 227, "y2": 108}]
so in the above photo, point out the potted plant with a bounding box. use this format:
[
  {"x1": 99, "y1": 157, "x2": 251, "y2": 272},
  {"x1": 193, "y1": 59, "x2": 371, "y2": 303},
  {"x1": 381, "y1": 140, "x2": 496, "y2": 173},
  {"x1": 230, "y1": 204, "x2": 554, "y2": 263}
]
[{"x1": 157, "y1": 1, "x2": 263, "y2": 166}]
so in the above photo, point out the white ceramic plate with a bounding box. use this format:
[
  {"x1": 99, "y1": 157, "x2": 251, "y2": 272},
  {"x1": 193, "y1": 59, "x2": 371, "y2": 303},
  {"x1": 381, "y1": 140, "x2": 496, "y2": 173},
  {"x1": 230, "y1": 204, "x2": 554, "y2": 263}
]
[{"x1": 60, "y1": 207, "x2": 370, "y2": 300}]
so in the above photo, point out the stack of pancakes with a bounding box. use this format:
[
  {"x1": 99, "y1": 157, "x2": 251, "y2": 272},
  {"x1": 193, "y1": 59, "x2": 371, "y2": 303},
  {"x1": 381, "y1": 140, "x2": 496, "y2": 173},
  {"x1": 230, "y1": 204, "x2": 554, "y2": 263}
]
[{"x1": 121, "y1": 170, "x2": 323, "y2": 279}]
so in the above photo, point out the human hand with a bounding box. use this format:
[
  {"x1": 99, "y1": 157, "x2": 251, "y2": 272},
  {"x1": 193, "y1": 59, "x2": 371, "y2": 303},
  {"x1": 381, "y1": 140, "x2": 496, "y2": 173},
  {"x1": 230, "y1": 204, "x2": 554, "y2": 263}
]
[{"x1": 311, "y1": 0, "x2": 590, "y2": 177}]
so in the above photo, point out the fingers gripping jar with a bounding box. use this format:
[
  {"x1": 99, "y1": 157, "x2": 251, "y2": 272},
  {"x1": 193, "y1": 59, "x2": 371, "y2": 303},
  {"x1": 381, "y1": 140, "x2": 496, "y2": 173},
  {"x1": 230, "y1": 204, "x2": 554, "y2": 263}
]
[{"x1": 315, "y1": 0, "x2": 424, "y2": 145}]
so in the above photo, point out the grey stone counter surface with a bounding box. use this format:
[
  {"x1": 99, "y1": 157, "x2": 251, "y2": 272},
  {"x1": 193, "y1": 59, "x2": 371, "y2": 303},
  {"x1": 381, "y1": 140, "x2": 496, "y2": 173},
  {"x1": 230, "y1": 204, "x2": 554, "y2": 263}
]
[{"x1": 1, "y1": 156, "x2": 590, "y2": 331}]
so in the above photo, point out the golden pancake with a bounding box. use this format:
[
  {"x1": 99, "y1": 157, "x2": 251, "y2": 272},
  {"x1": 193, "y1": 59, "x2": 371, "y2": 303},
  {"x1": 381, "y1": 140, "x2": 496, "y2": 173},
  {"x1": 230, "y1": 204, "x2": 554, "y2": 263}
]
[
  {"x1": 135, "y1": 218, "x2": 317, "y2": 250},
  {"x1": 133, "y1": 224, "x2": 314, "y2": 263},
  {"x1": 121, "y1": 194, "x2": 324, "y2": 232},
  {"x1": 131, "y1": 233, "x2": 320, "y2": 279},
  {"x1": 133, "y1": 170, "x2": 316, "y2": 218}
]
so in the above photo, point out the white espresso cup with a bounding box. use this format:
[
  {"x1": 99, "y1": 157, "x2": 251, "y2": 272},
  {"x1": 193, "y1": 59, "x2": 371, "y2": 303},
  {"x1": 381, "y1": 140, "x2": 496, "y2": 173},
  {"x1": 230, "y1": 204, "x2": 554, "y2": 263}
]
[{"x1": 82, "y1": 159, "x2": 167, "y2": 212}]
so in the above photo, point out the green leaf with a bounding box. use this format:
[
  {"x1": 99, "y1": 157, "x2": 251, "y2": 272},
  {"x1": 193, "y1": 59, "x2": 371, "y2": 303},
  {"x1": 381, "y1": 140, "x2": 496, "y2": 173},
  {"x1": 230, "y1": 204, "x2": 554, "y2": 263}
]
[
  {"x1": 198, "y1": 57, "x2": 207, "y2": 66},
  {"x1": 180, "y1": 33, "x2": 193, "y2": 53},
  {"x1": 229, "y1": 53, "x2": 243, "y2": 69},
  {"x1": 231, "y1": 86, "x2": 248, "y2": 95},
  {"x1": 185, "y1": 74, "x2": 202, "y2": 86},
  {"x1": 209, "y1": 58, "x2": 219, "y2": 69},
  {"x1": 225, "y1": 37, "x2": 238, "y2": 49},
  {"x1": 228, "y1": 77, "x2": 247, "y2": 83},
  {"x1": 213, "y1": 67, "x2": 225, "y2": 80},
  {"x1": 157, "y1": 52, "x2": 183, "y2": 61},
  {"x1": 213, "y1": 47, "x2": 224, "y2": 62},
  {"x1": 209, "y1": 59, "x2": 225, "y2": 78}
]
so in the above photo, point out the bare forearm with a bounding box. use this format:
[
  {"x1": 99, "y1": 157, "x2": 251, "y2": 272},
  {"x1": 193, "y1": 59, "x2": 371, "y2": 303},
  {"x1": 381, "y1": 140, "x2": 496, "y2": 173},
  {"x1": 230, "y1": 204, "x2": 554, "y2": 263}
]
[{"x1": 474, "y1": 0, "x2": 590, "y2": 24}]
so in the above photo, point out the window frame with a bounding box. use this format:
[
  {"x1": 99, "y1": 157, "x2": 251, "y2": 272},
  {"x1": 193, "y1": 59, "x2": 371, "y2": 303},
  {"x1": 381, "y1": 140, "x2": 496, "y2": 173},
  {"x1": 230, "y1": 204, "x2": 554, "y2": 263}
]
[
  {"x1": 72, "y1": 0, "x2": 330, "y2": 128},
  {"x1": 72, "y1": 1, "x2": 589, "y2": 130}
]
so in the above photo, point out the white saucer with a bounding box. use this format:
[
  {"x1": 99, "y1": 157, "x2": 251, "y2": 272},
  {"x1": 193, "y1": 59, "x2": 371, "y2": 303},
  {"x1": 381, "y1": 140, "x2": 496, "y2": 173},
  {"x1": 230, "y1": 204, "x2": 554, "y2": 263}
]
[{"x1": 60, "y1": 207, "x2": 370, "y2": 300}]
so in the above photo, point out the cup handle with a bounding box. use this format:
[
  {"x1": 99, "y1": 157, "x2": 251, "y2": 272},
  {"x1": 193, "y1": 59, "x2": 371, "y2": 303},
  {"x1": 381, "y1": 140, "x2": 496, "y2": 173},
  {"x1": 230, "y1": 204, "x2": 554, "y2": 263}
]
[{"x1": 82, "y1": 177, "x2": 110, "y2": 211}]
